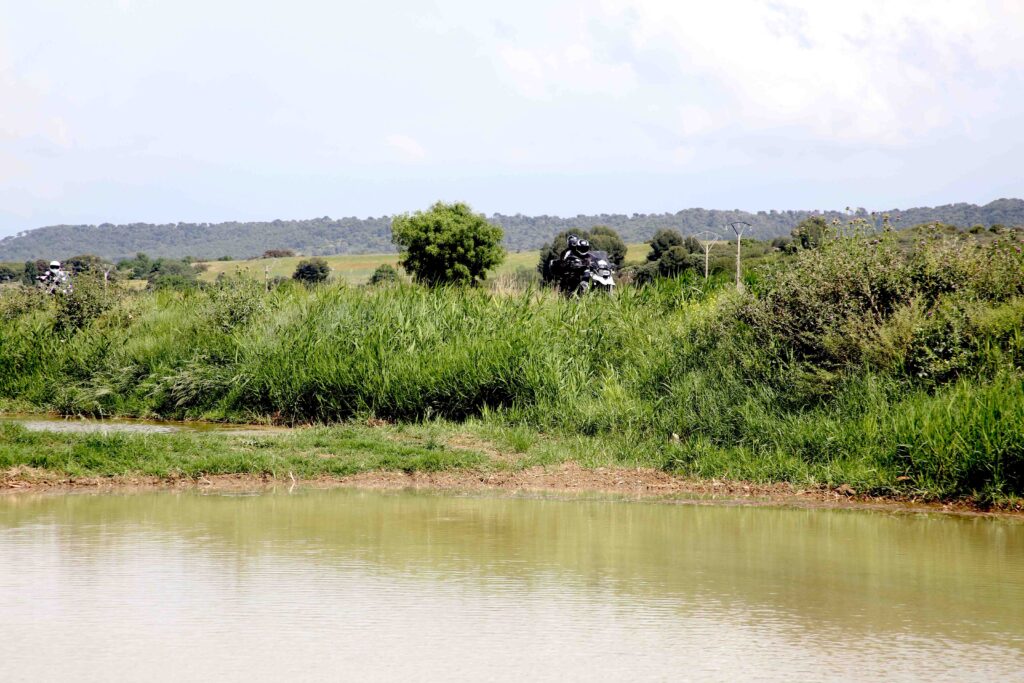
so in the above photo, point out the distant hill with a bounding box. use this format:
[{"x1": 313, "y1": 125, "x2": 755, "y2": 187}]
[{"x1": 1, "y1": 198, "x2": 1022, "y2": 262}]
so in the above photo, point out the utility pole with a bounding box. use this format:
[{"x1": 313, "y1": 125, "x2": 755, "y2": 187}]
[
  {"x1": 693, "y1": 231, "x2": 720, "y2": 280},
  {"x1": 729, "y1": 221, "x2": 750, "y2": 290}
]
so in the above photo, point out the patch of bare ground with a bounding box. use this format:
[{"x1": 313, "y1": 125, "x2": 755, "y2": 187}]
[
  {"x1": 3, "y1": 463, "x2": 1020, "y2": 516},
  {"x1": 446, "y1": 433, "x2": 519, "y2": 463}
]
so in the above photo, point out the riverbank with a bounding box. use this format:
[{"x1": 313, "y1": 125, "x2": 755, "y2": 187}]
[
  {"x1": 2, "y1": 419, "x2": 1020, "y2": 514},
  {"x1": 3, "y1": 231, "x2": 1023, "y2": 503}
]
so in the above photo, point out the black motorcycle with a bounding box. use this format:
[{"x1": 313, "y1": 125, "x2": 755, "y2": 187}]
[{"x1": 551, "y1": 249, "x2": 616, "y2": 296}]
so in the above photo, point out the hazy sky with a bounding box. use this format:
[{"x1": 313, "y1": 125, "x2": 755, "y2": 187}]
[{"x1": 1, "y1": 1, "x2": 1022, "y2": 236}]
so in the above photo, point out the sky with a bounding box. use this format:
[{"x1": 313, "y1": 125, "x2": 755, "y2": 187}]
[{"x1": 1, "y1": 0, "x2": 1022, "y2": 237}]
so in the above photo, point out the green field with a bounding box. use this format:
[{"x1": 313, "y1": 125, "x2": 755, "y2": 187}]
[{"x1": 197, "y1": 244, "x2": 652, "y2": 284}]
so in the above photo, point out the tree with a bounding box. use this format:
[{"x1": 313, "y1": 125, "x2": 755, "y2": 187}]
[
  {"x1": 537, "y1": 226, "x2": 627, "y2": 285},
  {"x1": 588, "y1": 226, "x2": 627, "y2": 265},
  {"x1": 21, "y1": 261, "x2": 40, "y2": 285},
  {"x1": 0, "y1": 264, "x2": 17, "y2": 282},
  {"x1": 392, "y1": 202, "x2": 504, "y2": 286},
  {"x1": 292, "y1": 258, "x2": 330, "y2": 285},
  {"x1": 791, "y1": 216, "x2": 829, "y2": 249},
  {"x1": 658, "y1": 246, "x2": 702, "y2": 277},
  {"x1": 65, "y1": 254, "x2": 106, "y2": 274},
  {"x1": 647, "y1": 229, "x2": 684, "y2": 262},
  {"x1": 369, "y1": 263, "x2": 399, "y2": 286},
  {"x1": 118, "y1": 253, "x2": 154, "y2": 279},
  {"x1": 261, "y1": 249, "x2": 295, "y2": 258},
  {"x1": 65, "y1": 254, "x2": 117, "y2": 283}
]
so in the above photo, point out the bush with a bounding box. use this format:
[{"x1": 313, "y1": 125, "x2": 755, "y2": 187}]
[
  {"x1": 368, "y1": 264, "x2": 399, "y2": 286},
  {"x1": 54, "y1": 275, "x2": 116, "y2": 333},
  {"x1": 140, "y1": 259, "x2": 199, "y2": 290},
  {"x1": 292, "y1": 258, "x2": 330, "y2": 285},
  {"x1": 0, "y1": 285, "x2": 51, "y2": 320},
  {"x1": 392, "y1": 202, "x2": 504, "y2": 286},
  {"x1": 262, "y1": 249, "x2": 295, "y2": 259},
  {"x1": 204, "y1": 275, "x2": 267, "y2": 332},
  {"x1": 741, "y1": 224, "x2": 1024, "y2": 376}
]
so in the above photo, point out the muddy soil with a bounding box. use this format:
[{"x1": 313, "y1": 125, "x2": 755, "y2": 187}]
[{"x1": 3, "y1": 463, "x2": 1019, "y2": 517}]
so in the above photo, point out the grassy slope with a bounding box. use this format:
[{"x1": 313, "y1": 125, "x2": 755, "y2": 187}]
[
  {"x1": 3, "y1": 230, "x2": 1022, "y2": 504},
  {"x1": 196, "y1": 244, "x2": 652, "y2": 284}
]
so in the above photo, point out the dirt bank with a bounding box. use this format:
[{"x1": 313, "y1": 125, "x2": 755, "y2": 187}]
[{"x1": 3, "y1": 463, "x2": 1019, "y2": 517}]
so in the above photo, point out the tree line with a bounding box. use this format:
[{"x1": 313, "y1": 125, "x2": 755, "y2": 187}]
[{"x1": 1, "y1": 198, "x2": 1022, "y2": 262}]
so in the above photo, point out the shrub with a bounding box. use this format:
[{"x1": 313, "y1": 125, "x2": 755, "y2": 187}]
[
  {"x1": 204, "y1": 275, "x2": 267, "y2": 332},
  {"x1": 0, "y1": 285, "x2": 51, "y2": 320},
  {"x1": 147, "y1": 259, "x2": 199, "y2": 290},
  {"x1": 262, "y1": 249, "x2": 295, "y2": 259},
  {"x1": 392, "y1": 202, "x2": 504, "y2": 286},
  {"x1": 292, "y1": 258, "x2": 330, "y2": 285},
  {"x1": 54, "y1": 274, "x2": 116, "y2": 333},
  {"x1": 368, "y1": 264, "x2": 399, "y2": 286},
  {"x1": 741, "y1": 224, "x2": 1024, "y2": 375}
]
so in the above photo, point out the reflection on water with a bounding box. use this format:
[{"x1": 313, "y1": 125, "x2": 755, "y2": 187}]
[
  {"x1": 1, "y1": 489, "x2": 1022, "y2": 681},
  {"x1": 0, "y1": 414, "x2": 284, "y2": 435}
]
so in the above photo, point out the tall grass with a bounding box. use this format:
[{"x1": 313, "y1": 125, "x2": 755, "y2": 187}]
[{"x1": 1, "y1": 233, "x2": 1022, "y2": 501}]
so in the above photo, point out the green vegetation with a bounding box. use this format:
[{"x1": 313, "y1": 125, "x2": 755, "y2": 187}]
[
  {"x1": 392, "y1": 202, "x2": 505, "y2": 286},
  {"x1": 3, "y1": 199, "x2": 1023, "y2": 262},
  {"x1": 1, "y1": 224, "x2": 1022, "y2": 504},
  {"x1": 0, "y1": 421, "x2": 494, "y2": 479},
  {"x1": 292, "y1": 257, "x2": 330, "y2": 285},
  {"x1": 369, "y1": 264, "x2": 399, "y2": 286}
]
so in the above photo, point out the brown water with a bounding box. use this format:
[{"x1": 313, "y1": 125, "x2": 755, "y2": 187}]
[{"x1": 0, "y1": 490, "x2": 1021, "y2": 682}]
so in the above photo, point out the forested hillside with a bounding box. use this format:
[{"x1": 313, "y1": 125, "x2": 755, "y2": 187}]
[{"x1": 1, "y1": 198, "x2": 1021, "y2": 262}]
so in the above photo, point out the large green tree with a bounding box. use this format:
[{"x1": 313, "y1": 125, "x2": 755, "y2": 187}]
[{"x1": 392, "y1": 202, "x2": 504, "y2": 286}]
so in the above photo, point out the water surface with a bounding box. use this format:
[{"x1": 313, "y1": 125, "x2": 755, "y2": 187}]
[
  {"x1": 0, "y1": 414, "x2": 283, "y2": 435},
  {"x1": 1, "y1": 489, "x2": 1021, "y2": 681}
]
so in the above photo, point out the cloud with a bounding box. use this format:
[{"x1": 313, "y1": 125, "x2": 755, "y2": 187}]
[
  {"x1": 386, "y1": 134, "x2": 426, "y2": 161},
  {"x1": 495, "y1": 41, "x2": 637, "y2": 99},
  {"x1": 602, "y1": 0, "x2": 1024, "y2": 146}
]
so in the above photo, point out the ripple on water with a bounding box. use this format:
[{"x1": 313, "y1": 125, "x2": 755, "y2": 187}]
[{"x1": 0, "y1": 488, "x2": 1021, "y2": 681}]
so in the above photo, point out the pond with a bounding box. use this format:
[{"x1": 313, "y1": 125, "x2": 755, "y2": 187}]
[{"x1": 1, "y1": 489, "x2": 1021, "y2": 681}]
